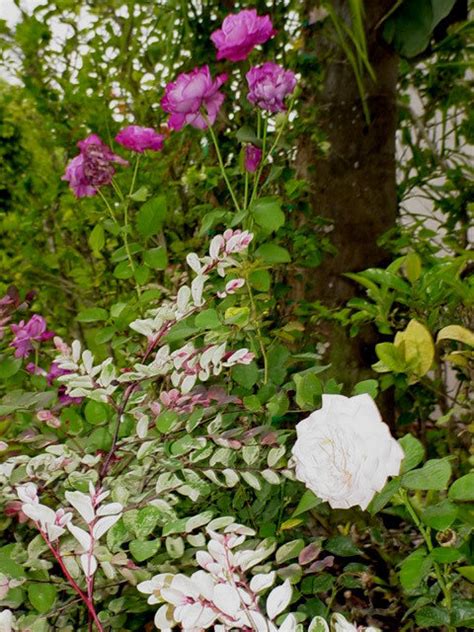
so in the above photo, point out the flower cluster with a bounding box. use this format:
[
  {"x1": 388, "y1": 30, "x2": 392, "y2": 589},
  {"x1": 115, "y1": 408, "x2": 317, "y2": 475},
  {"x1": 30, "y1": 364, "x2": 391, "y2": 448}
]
[
  {"x1": 162, "y1": 9, "x2": 295, "y2": 131},
  {"x1": 10, "y1": 314, "x2": 53, "y2": 358},
  {"x1": 292, "y1": 394, "x2": 404, "y2": 510}
]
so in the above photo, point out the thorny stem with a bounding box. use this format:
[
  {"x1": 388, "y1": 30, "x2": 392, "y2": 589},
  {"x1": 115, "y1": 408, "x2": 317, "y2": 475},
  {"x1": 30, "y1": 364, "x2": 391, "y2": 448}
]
[{"x1": 38, "y1": 527, "x2": 103, "y2": 632}]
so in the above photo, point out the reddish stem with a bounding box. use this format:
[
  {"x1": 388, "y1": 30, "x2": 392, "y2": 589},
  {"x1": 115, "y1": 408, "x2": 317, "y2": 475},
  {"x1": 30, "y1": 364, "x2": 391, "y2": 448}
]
[{"x1": 39, "y1": 528, "x2": 104, "y2": 632}]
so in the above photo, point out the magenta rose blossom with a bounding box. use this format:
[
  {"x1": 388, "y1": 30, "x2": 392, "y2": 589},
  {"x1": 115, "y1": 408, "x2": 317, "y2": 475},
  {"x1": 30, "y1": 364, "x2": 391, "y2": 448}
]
[
  {"x1": 62, "y1": 134, "x2": 128, "y2": 198},
  {"x1": 244, "y1": 145, "x2": 262, "y2": 173},
  {"x1": 246, "y1": 62, "x2": 297, "y2": 113},
  {"x1": 115, "y1": 125, "x2": 164, "y2": 153},
  {"x1": 10, "y1": 315, "x2": 54, "y2": 358},
  {"x1": 211, "y1": 9, "x2": 276, "y2": 62},
  {"x1": 161, "y1": 65, "x2": 228, "y2": 131}
]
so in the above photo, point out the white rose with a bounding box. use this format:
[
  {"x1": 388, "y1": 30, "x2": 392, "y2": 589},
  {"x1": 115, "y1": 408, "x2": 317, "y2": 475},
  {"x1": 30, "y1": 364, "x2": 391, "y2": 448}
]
[
  {"x1": 0, "y1": 609, "x2": 14, "y2": 632},
  {"x1": 291, "y1": 394, "x2": 404, "y2": 510}
]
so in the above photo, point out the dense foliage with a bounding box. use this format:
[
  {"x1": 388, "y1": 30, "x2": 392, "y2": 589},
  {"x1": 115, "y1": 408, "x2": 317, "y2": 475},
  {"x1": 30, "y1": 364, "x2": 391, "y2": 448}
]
[{"x1": 0, "y1": 2, "x2": 472, "y2": 631}]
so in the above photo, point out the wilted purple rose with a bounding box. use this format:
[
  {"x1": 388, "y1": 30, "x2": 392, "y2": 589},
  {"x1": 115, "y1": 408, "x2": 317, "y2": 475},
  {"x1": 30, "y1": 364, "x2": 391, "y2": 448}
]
[
  {"x1": 211, "y1": 9, "x2": 276, "y2": 62},
  {"x1": 161, "y1": 66, "x2": 228, "y2": 131},
  {"x1": 10, "y1": 315, "x2": 54, "y2": 358},
  {"x1": 244, "y1": 144, "x2": 262, "y2": 173},
  {"x1": 62, "y1": 134, "x2": 128, "y2": 198},
  {"x1": 115, "y1": 125, "x2": 165, "y2": 153},
  {"x1": 246, "y1": 62, "x2": 296, "y2": 113}
]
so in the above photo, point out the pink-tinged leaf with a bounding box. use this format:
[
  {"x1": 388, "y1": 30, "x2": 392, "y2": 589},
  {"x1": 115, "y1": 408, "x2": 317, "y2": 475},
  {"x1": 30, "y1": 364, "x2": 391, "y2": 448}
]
[
  {"x1": 309, "y1": 556, "x2": 335, "y2": 573},
  {"x1": 266, "y1": 580, "x2": 292, "y2": 620},
  {"x1": 67, "y1": 523, "x2": 92, "y2": 550},
  {"x1": 92, "y1": 514, "x2": 121, "y2": 540},
  {"x1": 65, "y1": 491, "x2": 94, "y2": 524},
  {"x1": 298, "y1": 542, "x2": 321, "y2": 565}
]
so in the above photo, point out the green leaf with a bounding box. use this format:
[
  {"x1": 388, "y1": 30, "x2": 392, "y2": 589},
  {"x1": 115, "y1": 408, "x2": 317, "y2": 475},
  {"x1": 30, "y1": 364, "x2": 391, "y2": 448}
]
[
  {"x1": 251, "y1": 197, "x2": 285, "y2": 233},
  {"x1": 249, "y1": 269, "x2": 271, "y2": 291},
  {"x1": 236, "y1": 125, "x2": 259, "y2": 144},
  {"x1": 195, "y1": 309, "x2": 221, "y2": 330},
  {"x1": 155, "y1": 410, "x2": 179, "y2": 434},
  {"x1": 373, "y1": 342, "x2": 406, "y2": 373},
  {"x1": 292, "y1": 490, "x2": 322, "y2": 517},
  {"x1": 28, "y1": 583, "x2": 57, "y2": 613},
  {"x1": 255, "y1": 243, "x2": 291, "y2": 263},
  {"x1": 399, "y1": 434, "x2": 425, "y2": 473},
  {"x1": 368, "y1": 478, "x2": 401, "y2": 515},
  {"x1": 143, "y1": 247, "x2": 168, "y2": 270},
  {"x1": 88, "y1": 224, "x2": 105, "y2": 254},
  {"x1": 276, "y1": 539, "x2": 305, "y2": 564},
  {"x1": 0, "y1": 355, "x2": 22, "y2": 379},
  {"x1": 232, "y1": 362, "x2": 259, "y2": 389},
  {"x1": 415, "y1": 605, "x2": 450, "y2": 627},
  {"x1": 113, "y1": 260, "x2": 134, "y2": 279},
  {"x1": 294, "y1": 373, "x2": 321, "y2": 410},
  {"x1": 84, "y1": 400, "x2": 109, "y2": 425},
  {"x1": 402, "y1": 458, "x2": 452, "y2": 491},
  {"x1": 422, "y1": 499, "x2": 458, "y2": 530},
  {"x1": 399, "y1": 548, "x2": 431, "y2": 590},
  {"x1": 430, "y1": 547, "x2": 463, "y2": 563},
  {"x1": 352, "y1": 379, "x2": 379, "y2": 398},
  {"x1": 136, "y1": 195, "x2": 167, "y2": 238},
  {"x1": 457, "y1": 566, "x2": 474, "y2": 583},
  {"x1": 76, "y1": 307, "x2": 108, "y2": 323},
  {"x1": 449, "y1": 473, "x2": 474, "y2": 502},
  {"x1": 224, "y1": 306, "x2": 250, "y2": 327},
  {"x1": 129, "y1": 539, "x2": 160, "y2": 562},
  {"x1": 325, "y1": 536, "x2": 360, "y2": 557},
  {"x1": 135, "y1": 507, "x2": 161, "y2": 539}
]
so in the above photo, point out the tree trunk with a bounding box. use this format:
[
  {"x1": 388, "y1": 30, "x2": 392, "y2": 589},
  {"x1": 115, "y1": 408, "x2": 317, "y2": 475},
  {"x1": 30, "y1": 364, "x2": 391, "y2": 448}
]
[{"x1": 293, "y1": 1, "x2": 399, "y2": 407}]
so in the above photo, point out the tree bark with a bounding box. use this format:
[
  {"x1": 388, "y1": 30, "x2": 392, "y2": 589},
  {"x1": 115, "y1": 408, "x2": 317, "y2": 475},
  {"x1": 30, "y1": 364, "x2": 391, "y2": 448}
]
[{"x1": 293, "y1": 1, "x2": 399, "y2": 404}]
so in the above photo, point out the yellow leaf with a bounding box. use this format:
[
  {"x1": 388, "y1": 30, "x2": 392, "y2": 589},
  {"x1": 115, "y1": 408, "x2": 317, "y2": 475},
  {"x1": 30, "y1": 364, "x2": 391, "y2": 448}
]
[
  {"x1": 395, "y1": 319, "x2": 434, "y2": 378},
  {"x1": 404, "y1": 252, "x2": 422, "y2": 284},
  {"x1": 437, "y1": 325, "x2": 474, "y2": 347},
  {"x1": 279, "y1": 518, "x2": 304, "y2": 531}
]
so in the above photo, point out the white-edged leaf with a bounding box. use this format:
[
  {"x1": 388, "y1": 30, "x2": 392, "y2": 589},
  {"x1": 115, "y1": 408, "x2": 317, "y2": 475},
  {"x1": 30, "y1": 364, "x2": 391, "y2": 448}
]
[
  {"x1": 65, "y1": 491, "x2": 95, "y2": 524},
  {"x1": 93, "y1": 514, "x2": 121, "y2": 540},
  {"x1": 249, "y1": 571, "x2": 276, "y2": 593},
  {"x1": 266, "y1": 580, "x2": 292, "y2": 620},
  {"x1": 67, "y1": 523, "x2": 92, "y2": 551}
]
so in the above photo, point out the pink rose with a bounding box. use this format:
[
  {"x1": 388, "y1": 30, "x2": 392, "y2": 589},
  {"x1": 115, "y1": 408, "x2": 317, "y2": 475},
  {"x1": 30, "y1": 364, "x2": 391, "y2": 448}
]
[
  {"x1": 211, "y1": 9, "x2": 276, "y2": 62},
  {"x1": 244, "y1": 145, "x2": 262, "y2": 173},
  {"x1": 62, "y1": 133, "x2": 128, "y2": 198},
  {"x1": 246, "y1": 62, "x2": 296, "y2": 113},
  {"x1": 161, "y1": 66, "x2": 227, "y2": 131},
  {"x1": 115, "y1": 125, "x2": 164, "y2": 153}
]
